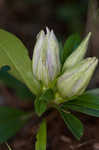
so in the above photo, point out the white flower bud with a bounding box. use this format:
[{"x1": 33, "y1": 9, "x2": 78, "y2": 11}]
[
  {"x1": 57, "y1": 57, "x2": 98, "y2": 98},
  {"x1": 32, "y1": 28, "x2": 61, "y2": 87},
  {"x1": 63, "y1": 32, "x2": 91, "y2": 71}
]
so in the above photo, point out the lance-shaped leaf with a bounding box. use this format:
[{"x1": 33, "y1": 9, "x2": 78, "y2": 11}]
[
  {"x1": 0, "y1": 107, "x2": 33, "y2": 143},
  {"x1": 56, "y1": 106, "x2": 83, "y2": 140},
  {"x1": 86, "y1": 88, "x2": 99, "y2": 96},
  {"x1": 0, "y1": 29, "x2": 41, "y2": 95},
  {"x1": 0, "y1": 67, "x2": 35, "y2": 100},
  {"x1": 61, "y1": 92, "x2": 99, "y2": 117},
  {"x1": 35, "y1": 89, "x2": 54, "y2": 116}
]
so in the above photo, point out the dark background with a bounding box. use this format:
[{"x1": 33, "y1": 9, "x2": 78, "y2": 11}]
[{"x1": 0, "y1": 0, "x2": 88, "y2": 55}]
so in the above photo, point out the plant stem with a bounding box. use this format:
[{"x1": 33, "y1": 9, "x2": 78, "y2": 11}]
[{"x1": 5, "y1": 143, "x2": 12, "y2": 150}]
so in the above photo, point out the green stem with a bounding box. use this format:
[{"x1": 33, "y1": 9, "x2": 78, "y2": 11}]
[{"x1": 5, "y1": 143, "x2": 12, "y2": 150}]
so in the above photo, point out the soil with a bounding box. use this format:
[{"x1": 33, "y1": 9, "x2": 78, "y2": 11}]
[{"x1": 0, "y1": 1, "x2": 99, "y2": 150}]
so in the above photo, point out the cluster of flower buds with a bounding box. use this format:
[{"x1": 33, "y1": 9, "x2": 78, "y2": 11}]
[{"x1": 32, "y1": 28, "x2": 98, "y2": 103}]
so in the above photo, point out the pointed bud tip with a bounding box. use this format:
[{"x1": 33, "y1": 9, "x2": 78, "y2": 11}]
[
  {"x1": 89, "y1": 57, "x2": 98, "y2": 63},
  {"x1": 93, "y1": 57, "x2": 98, "y2": 66},
  {"x1": 88, "y1": 32, "x2": 91, "y2": 37},
  {"x1": 86, "y1": 32, "x2": 91, "y2": 41},
  {"x1": 46, "y1": 27, "x2": 50, "y2": 34},
  {"x1": 62, "y1": 32, "x2": 92, "y2": 71},
  {"x1": 36, "y1": 30, "x2": 45, "y2": 40}
]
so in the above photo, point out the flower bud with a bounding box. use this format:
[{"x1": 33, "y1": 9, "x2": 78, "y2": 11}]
[
  {"x1": 57, "y1": 57, "x2": 98, "y2": 98},
  {"x1": 63, "y1": 32, "x2": 91, "y2": 71},
  {"x1": 32, "y1": 28, "x2": 61, "y2": 87}
]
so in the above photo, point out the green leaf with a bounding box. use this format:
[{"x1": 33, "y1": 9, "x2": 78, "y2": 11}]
[
  {"x1": 64, "y1": 104, "x2": 99, "y2": 117},
  {"x1": 58, "y1": 106, "x2": 83, "y2": 140},
  {"x1": 73, "y1": 93, "x2": 99, "y2": 109},
  {"x1": 86, "y1": 88, "x2": 99, "y2": 96},
  {"x1": 62, "y1": 92, "x2": 99, "y2": 117},
  {"x1": 58, "y1": 41, "x2": 64, "y2": 64},
  {"x1": 36, "y1": 119, "x2": 47, "y2": 150},
  {"x1": 62, "y1": 33, "x2": 81, "y2": 64},
  {"x1": 35, "y1": 89, "x2": 54, "y2": 116},
  {"x1": 0, "y1": 29, "x2": 41, "y2": 95},
  {"x1": 0, "y1": 68, "x2": 35, "y2": 100},
  {"x1": 0, "y1": 107, "x2": 32, "y2": 143}
]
